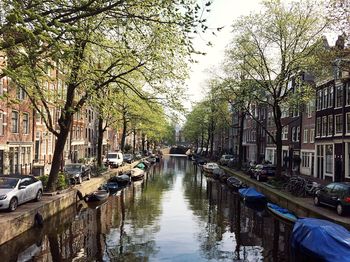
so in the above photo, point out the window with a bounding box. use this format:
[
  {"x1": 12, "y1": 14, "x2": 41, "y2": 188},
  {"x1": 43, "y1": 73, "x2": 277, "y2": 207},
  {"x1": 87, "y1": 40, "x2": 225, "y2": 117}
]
[
  {"x1": 16, "y1": 87, "x2": 26, "y2": 100},
  {"x1": 336, "y1": 84, "x2": 343, "y2": 107},
  {"x1": 317, "y1": 90, "x2": 322, "y2": 110},
  {"x1": 347, "y1": 83, "x2": 350, "y2": 106},
  {"x1": 328, "y1": 115, "x2": 333, "y2": 136},
  {"x1": 329, "y1": 86, "x2": 334, "y2": 107},
  {"x1": 323, "y1": 88, "x2": 327, "y2": 109},
  {"x1": 282, "y1": 126, "x2": 288, "y2": 140},
  {"x1": 322, "y1": 116, "x2": 327, "y2": 136},
  {"x1": 280, "y1": 107, "x2": 287, "y2": 118},
  {"x1": 302, "y1": 152, "x2": 311, "y2": 168},
  {"x1": 325, "y1": 145, "x2": 333, "y2": 174},
  {"x1": 11, "y1": 111, "x2": 19, "y2": 133},
  {"x1": 303, "y1": 129, "x2": 308, "y2": 143},
  {"x1": 0, "y1": 78, "x2": 3, "y2": 95},
  {"x1": 48, "y1": 133, "x2": 53, "y2": 154},
  {"x1": 316, "y1": 117, "x2": 321, "y2": 137},
  {"x1": 35, "y1": 109, "x2": 41, "y2": 124},
  {"x1": 296, "y1": 126, "x2": 300, "y2": 141},
  {"x1": 0, "y1": 111, "x2": 4, "y2": 136},
  {"x1": 23, "y1": 113, "x2": 29, "y2": 134},
  {"x1": 347, "y1": 113, "x2": 350, "y2": 134},
  {"x1": 310, "y1": 129, "x2": 315, "y2": 143},
  {"x1": 335, "y1": 114, "x2": 343, "y2": 134},
  {"x1": 307, "y1": 100, "x2": 314, "y2": 118}
]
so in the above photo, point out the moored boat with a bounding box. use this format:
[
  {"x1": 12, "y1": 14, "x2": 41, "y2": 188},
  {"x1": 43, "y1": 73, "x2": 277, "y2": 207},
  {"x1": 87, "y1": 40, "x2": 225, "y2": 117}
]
[
  {"x1": 291, "y1": 218, "x2": 350, "y2": 262},
  {"x1": 130, "y1": 168, "x2": 145, "y2": 181},
  {"x1": 267, "y1": 202, "x2": 298, "y2": 225},
  {"x1": 202, "y1": 162, "x2": 219, "y2": 173},
  {"x1": 227, "y1": 176, "x2": 246, "y2": 190},
  {"x1": 84, "y1": 189, "x2": 109, "y2": 202},
  {"x1": 109, "y1": 174, "x2": 131, "y2": 187},
  {"x1": 136, "y1": 162, "x2": 147, "y2": 170},
  {"x1": 238, "y1": 187, "x2": 266, "y2": 203}
]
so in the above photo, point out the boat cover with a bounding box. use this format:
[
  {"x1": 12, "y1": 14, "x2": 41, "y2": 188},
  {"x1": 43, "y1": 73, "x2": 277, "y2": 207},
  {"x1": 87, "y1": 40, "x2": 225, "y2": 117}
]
[
  {"x1": 291, "y1": 218, "x2": 350, "y2": 262},
  {"x1": 267, "y1": 203, "x2": 297, "y2": 221},
  {"x1": 136, "y1": 162, "x2": 146, "y2": 170},
  {"x1": 238, "y1": 187, "x2": 266, "y2": 201}
]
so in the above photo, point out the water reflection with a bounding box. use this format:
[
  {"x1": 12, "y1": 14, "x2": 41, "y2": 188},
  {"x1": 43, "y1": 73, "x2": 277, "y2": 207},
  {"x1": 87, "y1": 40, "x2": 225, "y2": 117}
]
[{"x1": 0, "y1": 155, "x2": 292, "y2": 261}]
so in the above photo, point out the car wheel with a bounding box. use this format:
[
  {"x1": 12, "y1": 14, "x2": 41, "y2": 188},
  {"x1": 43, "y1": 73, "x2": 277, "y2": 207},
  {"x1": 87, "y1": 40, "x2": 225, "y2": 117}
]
[
  {"x1": 78, "y1": 176, "x2": 82, "y2": 184},
  {"x1": 8, "y1": 197, "x2": 18, "y2": 212},
  {"x1": 35, "y1": 189, "x2": 43, "y2": 201},
  {"x1": 314, "y1": 196, "x2": 320, "y2": 206},
  {"x1": 336, "y1": 203, "x2": 344, "y2": 216}
]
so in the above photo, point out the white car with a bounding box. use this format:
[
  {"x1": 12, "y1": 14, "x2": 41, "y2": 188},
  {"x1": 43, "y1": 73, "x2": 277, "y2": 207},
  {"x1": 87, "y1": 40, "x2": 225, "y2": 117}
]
[
  {"x1": 0, "y1": 175, "x2": 43, "y2": 211},
  {"x1": 104, "y1": 152, "x2": 124, "y2": 168}
]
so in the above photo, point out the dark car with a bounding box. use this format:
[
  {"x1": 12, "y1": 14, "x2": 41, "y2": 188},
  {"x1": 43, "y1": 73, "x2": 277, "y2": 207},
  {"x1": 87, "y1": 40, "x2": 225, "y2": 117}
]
[
  {"x1": 218, "y1": 154, "x2": 234, "y2": 166},
  {"x1": 123, "y1": 154, "x2": 134, "y2": 164},
  {"x1": 314, "y1": 182, "x2": 350, "y2": 216},
  {"x1": 63, "y1": 163, "x2": 91, "y2": 184},
  {"x1": 250, "y1": 164, "x2": 276, "y2": 181}
]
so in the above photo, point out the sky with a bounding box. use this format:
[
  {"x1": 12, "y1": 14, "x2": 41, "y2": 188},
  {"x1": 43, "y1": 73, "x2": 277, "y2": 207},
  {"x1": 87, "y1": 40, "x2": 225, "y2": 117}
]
[{"x1": 184, "y1": 0, "x2": 262, "y2": 108}]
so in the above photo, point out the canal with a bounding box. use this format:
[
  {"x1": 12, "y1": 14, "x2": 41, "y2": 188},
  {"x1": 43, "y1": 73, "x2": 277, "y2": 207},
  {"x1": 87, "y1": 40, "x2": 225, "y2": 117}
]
[{"x1": 0, "y1": 155, "x2": 292, "y2": 261}]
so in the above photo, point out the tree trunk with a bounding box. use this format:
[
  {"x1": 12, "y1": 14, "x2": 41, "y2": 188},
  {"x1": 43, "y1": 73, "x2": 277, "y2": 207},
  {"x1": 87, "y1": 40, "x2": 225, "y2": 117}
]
[
  {"x1": 141, "y1": 133, "x2": 145, "y2": 153},
  {"x1": 274, "y1": 104, "x2": 283, "y2": 177},
  {"x1": 200, "y1": 130, "x2": 204, "y2": 154},
  {"x1": 133, "y1": 128, "x2": 136, "y2": 154},
  {"x1": 209, "y1": 120, "x2": 214, "y2": 157},
  {"x1": 120, "y1": 116, "x2": 127, "y2": 152},
  {"x1": 46, "y1": 124, "x2": 71, "y2": 191},
  {"x1": 97, "y1": 116, "x2": 104, "y2": 167},
  {"x1": 238, "y1": 112, "x2": 245, "y2": 169}
]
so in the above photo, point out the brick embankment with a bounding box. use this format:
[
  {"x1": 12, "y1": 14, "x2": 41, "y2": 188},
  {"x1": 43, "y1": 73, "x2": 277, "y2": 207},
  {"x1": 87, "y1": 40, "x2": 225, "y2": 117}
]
[
  {"x1": 222, "y1": 167, "x2": 350, "y2": 230},
  {"x1": 0, "y1": 162, "x2": 139, "y2": 246}
]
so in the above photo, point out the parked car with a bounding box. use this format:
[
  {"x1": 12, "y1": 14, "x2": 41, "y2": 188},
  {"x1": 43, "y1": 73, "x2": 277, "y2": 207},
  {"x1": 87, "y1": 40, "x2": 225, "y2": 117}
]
[
  {"x1": 0, "y1": 175, "x2": 43, "y2": 211},
  {"x1": 314, "y1": 182, "x2": 350, "y2": 216},
  {"x1": 218, "y1": 154, "x2": 234, "y2": 166},
  {"x1": 250, "y1": 164, "x2": 276, "y2": 181},
  {"x1": 123, "y1": 153, "x2": 134, "y2": 164},
  {"x1": 103, "y1": 152, "x2": 124, "y2": 168},
  {"x1": 64, "y1": 163, "x2": 91, "y2": 184}
]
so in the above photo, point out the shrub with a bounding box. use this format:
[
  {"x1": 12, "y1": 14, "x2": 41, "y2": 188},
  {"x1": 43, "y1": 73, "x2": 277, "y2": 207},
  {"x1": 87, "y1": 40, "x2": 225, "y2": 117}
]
[
  {"x1": 38, "y1": 173, "x2": 69, "y2": 191},
  {"x1": 57, "y1": 172, "x2": 69, "y2": 190},
  {"x1": 38, "y1": 175, "x2": 49, "y2": 188}
]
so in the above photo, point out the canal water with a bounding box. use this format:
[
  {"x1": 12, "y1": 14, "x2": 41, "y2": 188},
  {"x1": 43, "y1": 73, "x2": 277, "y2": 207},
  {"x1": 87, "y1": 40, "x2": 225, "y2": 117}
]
[{"x1": 0, "y1": 155, "x2": 293, "y2": 262}]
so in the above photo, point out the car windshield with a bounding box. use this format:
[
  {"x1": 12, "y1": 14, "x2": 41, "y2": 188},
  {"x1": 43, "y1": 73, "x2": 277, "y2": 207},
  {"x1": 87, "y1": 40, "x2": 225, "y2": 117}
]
[
  {"x1": 124, "y1": 154, "x2": 131, "y2": 158},
  {"x1": 225, "y1": 155, "x2": 233, "y2": 159},
  {"x1": 107, "y1": 153, "x2": 117, "y2": 158},
  {"x1": 64, "y1": 165, "x2": 82, "y2": 172},
  {"x1": 0, "y1": 177, "x2": 19, "y2": 189}
]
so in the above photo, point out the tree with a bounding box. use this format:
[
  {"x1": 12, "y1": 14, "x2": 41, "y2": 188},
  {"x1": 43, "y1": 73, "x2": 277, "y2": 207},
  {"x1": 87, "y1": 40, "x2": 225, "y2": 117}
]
[
  {"x1": 1, "y1": 0, "x2": 211, "y2": 191},
  {"x1": 224, "y1": 0, "x2": 326, "y2": 175}
]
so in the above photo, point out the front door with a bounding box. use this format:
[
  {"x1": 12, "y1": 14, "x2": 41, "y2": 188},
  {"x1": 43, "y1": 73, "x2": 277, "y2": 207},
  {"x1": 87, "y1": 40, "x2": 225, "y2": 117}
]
[{"x1": 334, "y1": 158, "x2": 342, "y2": 182}]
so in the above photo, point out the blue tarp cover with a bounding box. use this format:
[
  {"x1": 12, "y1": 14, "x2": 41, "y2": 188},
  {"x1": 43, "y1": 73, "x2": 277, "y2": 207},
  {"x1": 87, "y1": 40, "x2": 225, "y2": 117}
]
[
  {"x1": 291, "y1": 218, "x2": 350, "y2": 262},
  {"x1": 267, "y1": 202, "x2": 297, "y2": 221},
  {"x1": 238, "y1": 187, "x2": 266, "y2": 201}
]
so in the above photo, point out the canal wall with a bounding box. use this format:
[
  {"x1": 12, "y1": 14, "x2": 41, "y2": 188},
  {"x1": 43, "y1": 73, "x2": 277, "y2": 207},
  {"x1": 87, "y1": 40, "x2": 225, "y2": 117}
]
[
  {"x1": 0, "y1": 163, "x2": 137, "y2": 246},
  {"x1": 222, "y1": 167, "x2": 350, "y2": 229}
]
